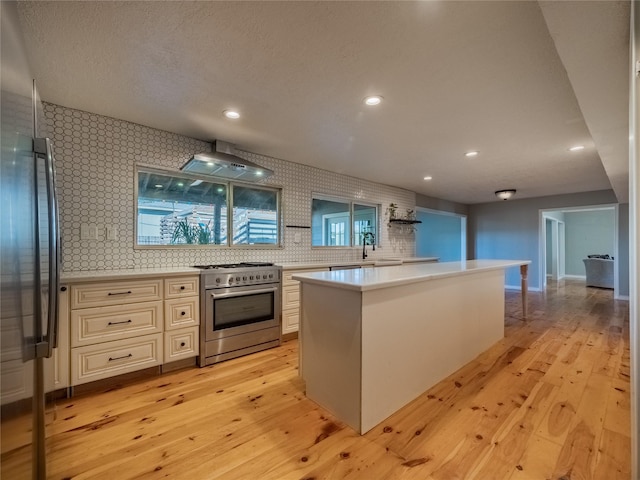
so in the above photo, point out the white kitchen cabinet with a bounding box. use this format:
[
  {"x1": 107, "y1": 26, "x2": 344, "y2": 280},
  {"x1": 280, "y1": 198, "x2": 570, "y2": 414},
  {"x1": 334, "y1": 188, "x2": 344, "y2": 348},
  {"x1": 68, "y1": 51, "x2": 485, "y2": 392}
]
[
  {"x1": 71, "y1": 333, "x2": 163, "y2": 385},
  {"x1": 281, "y1": 268, "x2": 329, "y2": 335},
  {"x1": 69, "y1": 278, "x2": 164, "y2": 386},
  {"x1": 68, "y1": 275, "x2": 201, "y2": 385},
  {"x1": 164, "y1": 326, "x2": 199, "y2": 363},
  {"x1": 161, "y1": 276, "x2": 199, "y2": 363}
]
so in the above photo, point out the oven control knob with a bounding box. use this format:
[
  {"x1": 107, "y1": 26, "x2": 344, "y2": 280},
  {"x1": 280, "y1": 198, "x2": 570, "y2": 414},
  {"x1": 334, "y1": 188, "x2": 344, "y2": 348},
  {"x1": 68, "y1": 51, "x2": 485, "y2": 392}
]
[
  {"x1": 229, "y1": 277, "x2": 234, "y2": 283},
  {"x1": 243, "y1": 276, "x2": 247, "y2": 280},
  {"x1": 268, "y1": 274, "x2": 273, "y2": 278},
  {"x1": 236, "y1": 276, "x2": 240, "y2": 281},
  {"x1": 250, "y1": 275, "x2": 254, "y2": 280},
  {"x1": 263, "y1": 275, "x2": 267, "y2": 279},
  {"x1": 215, "y1": 278, "x2": 221, "y2": 284}
]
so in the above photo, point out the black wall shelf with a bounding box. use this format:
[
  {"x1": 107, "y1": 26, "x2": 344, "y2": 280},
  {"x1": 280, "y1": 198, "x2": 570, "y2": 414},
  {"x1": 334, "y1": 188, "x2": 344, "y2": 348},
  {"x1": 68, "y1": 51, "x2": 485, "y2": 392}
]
[{"x1": 388, "y1": 218, "x2": 422, "y2": 225}]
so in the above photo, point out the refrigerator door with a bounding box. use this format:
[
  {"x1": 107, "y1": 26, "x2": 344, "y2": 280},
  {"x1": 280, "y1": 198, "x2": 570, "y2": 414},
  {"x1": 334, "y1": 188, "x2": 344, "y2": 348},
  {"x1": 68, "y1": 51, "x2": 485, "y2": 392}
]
[{"x1": 1, "y1": 3, "x2": 60, "y2": 479}]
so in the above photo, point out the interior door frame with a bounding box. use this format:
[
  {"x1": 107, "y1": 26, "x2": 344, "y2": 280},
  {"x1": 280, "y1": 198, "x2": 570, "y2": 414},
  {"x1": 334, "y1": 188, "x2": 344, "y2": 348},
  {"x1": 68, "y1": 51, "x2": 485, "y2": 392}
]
[{"x1": 538, "y1": 204, "x2": 618, "y2": 294}]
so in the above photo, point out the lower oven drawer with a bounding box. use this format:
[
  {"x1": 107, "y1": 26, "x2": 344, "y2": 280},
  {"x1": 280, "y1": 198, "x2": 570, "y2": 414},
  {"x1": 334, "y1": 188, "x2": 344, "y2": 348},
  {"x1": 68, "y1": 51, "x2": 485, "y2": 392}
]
[
  {"x1": 71, "y1": 333, "x2": 163, "y2": 385},
  {"x1": 204, "y1": 325, "x2": 280, "y2": 359}
]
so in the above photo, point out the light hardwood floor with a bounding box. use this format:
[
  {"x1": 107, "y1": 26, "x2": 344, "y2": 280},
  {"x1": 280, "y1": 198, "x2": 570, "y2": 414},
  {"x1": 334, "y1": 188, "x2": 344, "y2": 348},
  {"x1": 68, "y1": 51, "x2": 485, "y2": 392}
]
[{"x1": 1, "y1": 279, "x2": 630, "y2": 479}]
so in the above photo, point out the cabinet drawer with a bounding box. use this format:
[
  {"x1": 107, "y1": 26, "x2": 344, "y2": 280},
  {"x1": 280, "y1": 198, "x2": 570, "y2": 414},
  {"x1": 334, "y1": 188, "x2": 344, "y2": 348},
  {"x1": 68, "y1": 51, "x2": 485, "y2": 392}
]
[
  {"x1": 282, "y1": 308, "x2": 300, "y2": 334},
  {"x1": 282, "y1": 268, "x2": 329, "y2": 286},
  {"x1": 71, "y1": 333, "x2": 163, "y2": 385},
  {"x1": 282, "y1": 284, "x2": 300, "y2": 310},
  {"x1": 164, "y1": 276, "x2": 199, "y2": 298},
  {"x1": 70, "y1": 301, "x2": 163, "y2": 347},
  {"x1": 71, "y1": 280, "x2": 163, "y2": 309},
  {"x1": 165, "y1": 296, "x2": 199, "y2": 330},
  {"x1": 164, "y1": 327, "x2": 199, "y2": 363}
]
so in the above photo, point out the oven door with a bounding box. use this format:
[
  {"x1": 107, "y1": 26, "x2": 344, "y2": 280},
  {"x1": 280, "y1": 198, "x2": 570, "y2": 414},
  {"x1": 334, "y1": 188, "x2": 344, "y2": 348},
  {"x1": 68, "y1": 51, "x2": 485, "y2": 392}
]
[{"x1": 205, "y1": 285, "x2": 280, "y2": 342}]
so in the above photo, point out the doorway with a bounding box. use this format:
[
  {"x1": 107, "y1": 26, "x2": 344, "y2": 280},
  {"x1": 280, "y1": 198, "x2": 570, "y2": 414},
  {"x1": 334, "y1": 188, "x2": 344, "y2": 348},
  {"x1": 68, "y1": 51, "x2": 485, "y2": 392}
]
[{"x1": 539, "y1": 205, "x2": 617, "y2": 292}]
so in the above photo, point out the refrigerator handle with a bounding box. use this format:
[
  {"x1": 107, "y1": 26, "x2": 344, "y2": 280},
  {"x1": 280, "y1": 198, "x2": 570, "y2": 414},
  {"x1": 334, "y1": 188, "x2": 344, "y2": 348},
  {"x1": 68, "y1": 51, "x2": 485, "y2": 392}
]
[{"x1": 34, "y1": 137, "x2": 60, "y2": 358}]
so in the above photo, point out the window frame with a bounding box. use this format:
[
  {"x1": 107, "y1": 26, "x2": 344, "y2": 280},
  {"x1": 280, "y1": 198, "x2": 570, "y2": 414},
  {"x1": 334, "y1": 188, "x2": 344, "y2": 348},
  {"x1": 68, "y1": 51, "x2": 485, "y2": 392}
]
[
  {"x1": 311, "y1": 193, "x2": 379, "y2": 248},
  {"x1": 134, "y1": 165, "x2": 282, "y2": 249}
]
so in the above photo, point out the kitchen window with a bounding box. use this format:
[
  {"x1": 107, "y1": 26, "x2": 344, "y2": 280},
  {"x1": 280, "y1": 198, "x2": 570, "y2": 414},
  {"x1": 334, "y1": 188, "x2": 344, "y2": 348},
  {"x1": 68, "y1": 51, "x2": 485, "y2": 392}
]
[
  {"x1": 136, "y1": 167, "x2": 280, "y2": 247},
  {"x1": 311, "y1": 195, "x2": 378, "y2": 247}
]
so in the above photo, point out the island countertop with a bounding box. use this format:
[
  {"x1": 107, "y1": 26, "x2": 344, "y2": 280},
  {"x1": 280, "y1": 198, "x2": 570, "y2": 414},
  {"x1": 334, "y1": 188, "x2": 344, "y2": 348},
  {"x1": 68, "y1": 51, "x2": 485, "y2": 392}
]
[{"x1": 292, "y1": 259, "x2": 530, "y2": 292}]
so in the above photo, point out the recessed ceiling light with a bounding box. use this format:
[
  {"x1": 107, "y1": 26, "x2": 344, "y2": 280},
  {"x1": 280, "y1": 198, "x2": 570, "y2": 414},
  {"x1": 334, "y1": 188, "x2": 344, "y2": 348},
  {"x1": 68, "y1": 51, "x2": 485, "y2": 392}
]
[
  {"x1": 206, "y1": 162, "x2": 214, "y2": 167},
  {"x1": 223, "y1": 110, "x2": 240, "y2": 119},
  {"x1": 465, "y1": 151, "x2": 479, "y2": 157},
  {"x1": 176, "y1": 182, "x2": 184, "y2": 187},
  {"x1": 364, "y1": 96, "x2": 383, "y2": 106},
  {"x1": 423, "y1": 176, "x2": 432, "y2": 181},
  {"x1": 155, "y1": 184, "x2": 163, "y2": 188},
  {"x1": 569, "y1": 145, "x2": 584, "y2": 151}
]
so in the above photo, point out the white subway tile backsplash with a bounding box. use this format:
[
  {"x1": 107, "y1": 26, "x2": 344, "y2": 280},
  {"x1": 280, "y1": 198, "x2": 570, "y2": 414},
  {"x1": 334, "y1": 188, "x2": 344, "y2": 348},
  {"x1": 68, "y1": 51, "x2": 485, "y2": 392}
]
[{"x1": 44, "y1": 103, "x2": 416, "y2": 271}]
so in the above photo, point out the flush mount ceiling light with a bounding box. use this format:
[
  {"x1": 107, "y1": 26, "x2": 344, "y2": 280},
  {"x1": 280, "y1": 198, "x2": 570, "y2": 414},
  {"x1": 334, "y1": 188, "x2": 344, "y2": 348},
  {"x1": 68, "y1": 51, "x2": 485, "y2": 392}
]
[
  {"x1": 465, "y1": 151, "x2": 479, "y2": 157},
  {"x1": 423, "y1": 176, "x2": 433, "y2": 181},
  {"x1": 364, "y1": 95, "x2": 383, "y2": 106},
  {"x1": 568, "y1": 145, "x2": 585, "y2": 151},
  {"x1": 495, "y1": 189, "x2": 516, "y2": 200},
  {"x1": 223, "y1": 110, "x2": 240, "y2": 119}
]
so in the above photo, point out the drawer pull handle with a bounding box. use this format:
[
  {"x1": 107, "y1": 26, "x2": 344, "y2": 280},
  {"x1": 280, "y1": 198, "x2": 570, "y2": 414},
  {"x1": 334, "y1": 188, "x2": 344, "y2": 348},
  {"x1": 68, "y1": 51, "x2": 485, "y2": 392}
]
[
  {"x1": 107, "y1": 319, "x2": 132, "y2": 326},
  {"x1": 181, "y1": 311, "x2": 186, "y2": 316},
  {"x1": 108, "y1": 353, "x2": 133, "y2": 362},
  {"x1": 180, "y1": 342, "x2": 186, "y2": 347},
  {"x1": 180, "y1": 286, "x2": 185, "y2": 290},
  {"x1": 108, "y1": 291, "x2": 132, "y2": 296}
]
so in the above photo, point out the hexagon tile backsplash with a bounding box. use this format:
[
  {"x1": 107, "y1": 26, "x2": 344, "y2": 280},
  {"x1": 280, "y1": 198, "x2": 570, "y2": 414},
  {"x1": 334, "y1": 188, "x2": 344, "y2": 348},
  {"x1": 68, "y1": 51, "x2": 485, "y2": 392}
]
[{"x1": 44, "y1": 103, "x2": 416, "y2": 271}]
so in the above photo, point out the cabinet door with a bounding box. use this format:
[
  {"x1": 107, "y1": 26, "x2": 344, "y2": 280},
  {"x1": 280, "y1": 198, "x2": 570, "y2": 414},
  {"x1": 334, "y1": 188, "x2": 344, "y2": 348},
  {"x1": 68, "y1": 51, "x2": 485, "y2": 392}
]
[
  {"x1": 282, "y1": 309, "x2": 300, "y2": 335},
  {"x1": 71, "y1": 333, "x2": 163, "y2": 385},
  {"x1": 70, "y1": 301, "x2": 163, "y2": 347},
  {"x1": 71, "y1": 279, "x2": 163, "y2": 308},
  {"x1": 164, "y1": 327, "x2": 199, "y2": 363},
  {"x1": 164, "y1": 277, "x2": 199, "y2": 298},
  {"x1": 164, "y1": 297, "x2": 199, "y2": 330}
]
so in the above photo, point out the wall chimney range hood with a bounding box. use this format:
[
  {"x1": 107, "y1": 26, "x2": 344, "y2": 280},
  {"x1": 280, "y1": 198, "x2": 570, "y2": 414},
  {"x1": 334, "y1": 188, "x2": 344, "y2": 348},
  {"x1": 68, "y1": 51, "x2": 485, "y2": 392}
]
[{"x1": 181, "y1": 141, "x2": 273, "y2": 181}]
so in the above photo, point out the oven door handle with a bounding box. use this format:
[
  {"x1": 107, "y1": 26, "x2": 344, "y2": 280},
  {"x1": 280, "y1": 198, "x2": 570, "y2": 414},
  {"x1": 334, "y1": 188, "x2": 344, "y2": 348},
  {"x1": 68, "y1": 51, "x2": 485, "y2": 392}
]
[{"x1": 210, "y1": 286, "x2": 278, "y2": 300}]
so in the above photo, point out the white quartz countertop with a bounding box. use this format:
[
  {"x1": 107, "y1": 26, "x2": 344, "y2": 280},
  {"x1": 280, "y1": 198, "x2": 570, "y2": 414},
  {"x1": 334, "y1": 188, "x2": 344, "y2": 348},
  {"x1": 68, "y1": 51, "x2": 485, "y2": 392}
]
[
  {"x1": 292, "y1": 259, "x2": 531, "y2": 292},
  {"x1": 276, "y1": 257, "x2": 438, "y2": 270},
  {"x1": 61, "y1": 267, "x2": 201, "y2": 284},
  {"x1": 60, "y1": 257, "x2": 440, "y2": 283}
]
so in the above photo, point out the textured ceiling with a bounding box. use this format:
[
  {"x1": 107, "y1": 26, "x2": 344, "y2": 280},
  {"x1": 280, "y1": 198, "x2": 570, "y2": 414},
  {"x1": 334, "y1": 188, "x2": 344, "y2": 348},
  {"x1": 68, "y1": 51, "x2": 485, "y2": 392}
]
[{"x1": 15, "y1": 1, "x2": 630, "y2": 204}]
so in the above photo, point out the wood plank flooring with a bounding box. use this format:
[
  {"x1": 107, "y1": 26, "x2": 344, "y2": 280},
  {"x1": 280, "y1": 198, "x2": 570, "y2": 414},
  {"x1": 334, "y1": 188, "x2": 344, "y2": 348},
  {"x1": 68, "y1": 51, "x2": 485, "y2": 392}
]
[{"x1": 1, "y1": 279, "x2": 630, "y2": 479}]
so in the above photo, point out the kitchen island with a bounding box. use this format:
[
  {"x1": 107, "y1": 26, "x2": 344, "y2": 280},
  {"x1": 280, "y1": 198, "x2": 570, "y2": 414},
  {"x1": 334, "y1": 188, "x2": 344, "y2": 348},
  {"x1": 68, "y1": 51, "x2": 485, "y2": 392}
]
[{"x1": 293, "y1": 259, "x2": 530, "y2": 434}]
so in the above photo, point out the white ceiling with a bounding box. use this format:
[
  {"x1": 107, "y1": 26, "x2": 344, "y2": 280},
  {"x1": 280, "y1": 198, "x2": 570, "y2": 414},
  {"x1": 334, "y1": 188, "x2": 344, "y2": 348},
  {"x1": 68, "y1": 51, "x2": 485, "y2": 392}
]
[{"x1": 15, "y1": 1, "x2": 630, "y2": 205}]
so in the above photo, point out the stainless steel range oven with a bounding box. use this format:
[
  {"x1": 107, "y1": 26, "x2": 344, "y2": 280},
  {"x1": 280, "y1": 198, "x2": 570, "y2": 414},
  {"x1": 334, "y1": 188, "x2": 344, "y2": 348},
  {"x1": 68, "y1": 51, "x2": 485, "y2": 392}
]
[{"x1": 196, "y1": 262, "x2": 281, "y2": 367}]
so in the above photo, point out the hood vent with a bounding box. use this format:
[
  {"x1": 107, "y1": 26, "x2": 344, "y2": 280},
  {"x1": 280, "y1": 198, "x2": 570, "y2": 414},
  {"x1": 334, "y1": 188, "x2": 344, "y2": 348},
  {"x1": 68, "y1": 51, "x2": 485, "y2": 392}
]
[{"x1": 181, "y1": 141, "x2": 273, "y2": 181}]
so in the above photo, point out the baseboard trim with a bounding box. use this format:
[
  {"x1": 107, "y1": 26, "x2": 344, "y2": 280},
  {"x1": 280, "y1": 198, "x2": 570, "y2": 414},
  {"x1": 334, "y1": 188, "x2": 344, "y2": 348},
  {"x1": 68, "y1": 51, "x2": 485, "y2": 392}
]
[
  {"x1": 505, "y1": 285, "x2": 542, "y2": 292},
  {"x1": 615, "y1": 295, "x2": 630, "y2": 301},
  {"x1": 562, "y1": 274, "x2": 586, "y2": 280}
]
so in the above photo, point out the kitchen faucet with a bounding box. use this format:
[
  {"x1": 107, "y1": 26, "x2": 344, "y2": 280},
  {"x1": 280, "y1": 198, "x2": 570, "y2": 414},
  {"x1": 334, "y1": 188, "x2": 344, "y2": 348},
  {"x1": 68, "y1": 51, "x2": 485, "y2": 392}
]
[{"x1": 362, "y1": 232, "x2": 375, "y2": 260}]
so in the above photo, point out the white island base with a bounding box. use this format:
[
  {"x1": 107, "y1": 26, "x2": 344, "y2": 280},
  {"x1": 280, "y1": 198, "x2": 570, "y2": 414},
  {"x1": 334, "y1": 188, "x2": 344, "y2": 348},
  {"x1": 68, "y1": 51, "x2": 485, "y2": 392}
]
[{"x1": 296, "y1": 260, "x2": 529, "y2": 434}]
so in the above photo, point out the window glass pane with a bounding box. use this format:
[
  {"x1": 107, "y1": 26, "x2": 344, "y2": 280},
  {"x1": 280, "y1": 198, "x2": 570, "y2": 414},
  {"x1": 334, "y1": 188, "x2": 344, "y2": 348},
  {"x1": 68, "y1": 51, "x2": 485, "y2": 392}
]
[
  {"x1": 311, "y1": 198, "x2": 351, "y2": 246},
  {"x1": 354, "y1": 204, "x2": 377, "y2": 246},
  {"x1": 137, "y1": 171, "x2": 227, "y2": 245},
  {"x1": 232, "y1": 185, "x2": 279, "y2": 245}
]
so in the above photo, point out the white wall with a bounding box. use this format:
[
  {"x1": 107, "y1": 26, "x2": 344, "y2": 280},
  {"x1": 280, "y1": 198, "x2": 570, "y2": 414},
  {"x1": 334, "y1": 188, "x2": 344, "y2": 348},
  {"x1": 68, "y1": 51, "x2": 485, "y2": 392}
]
[
  {"x1": 563, "y1": 209, "x2": 615, "y2": 276},
  {"x1": 45, "y1": 103, "x2": 417, "y2": 271}
]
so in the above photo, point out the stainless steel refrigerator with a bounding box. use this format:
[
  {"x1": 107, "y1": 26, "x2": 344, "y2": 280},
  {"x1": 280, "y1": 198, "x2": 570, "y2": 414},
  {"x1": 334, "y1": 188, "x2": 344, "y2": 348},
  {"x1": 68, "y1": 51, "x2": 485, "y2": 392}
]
[{"x1": 1, "y1": 2, "x2": 61, "y2": 478}]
